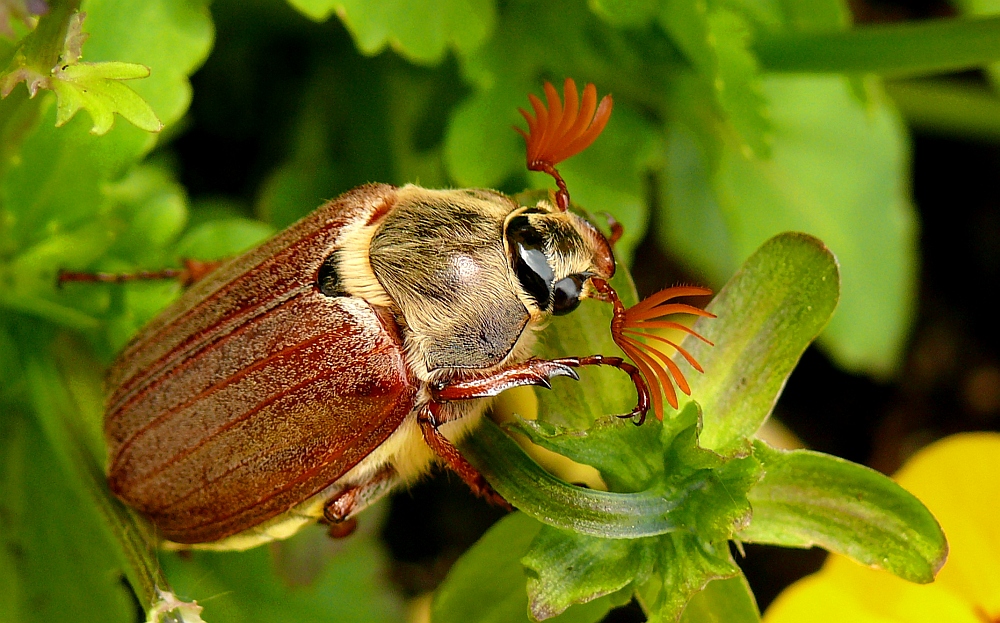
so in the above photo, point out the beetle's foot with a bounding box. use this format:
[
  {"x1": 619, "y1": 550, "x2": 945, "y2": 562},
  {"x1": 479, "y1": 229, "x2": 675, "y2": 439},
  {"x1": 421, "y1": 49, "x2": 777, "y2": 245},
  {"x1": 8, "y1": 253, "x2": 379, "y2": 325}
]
[{"x1": 323, "y1": 517, "x2": 359, "y2": 539}]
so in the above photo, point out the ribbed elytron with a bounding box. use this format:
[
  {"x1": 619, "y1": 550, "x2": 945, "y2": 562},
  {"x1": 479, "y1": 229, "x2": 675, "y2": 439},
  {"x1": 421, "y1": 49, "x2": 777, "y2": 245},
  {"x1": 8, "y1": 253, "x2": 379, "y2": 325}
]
[{"x1": 77, "y1": 79, "x2": 712, "y2": 549}]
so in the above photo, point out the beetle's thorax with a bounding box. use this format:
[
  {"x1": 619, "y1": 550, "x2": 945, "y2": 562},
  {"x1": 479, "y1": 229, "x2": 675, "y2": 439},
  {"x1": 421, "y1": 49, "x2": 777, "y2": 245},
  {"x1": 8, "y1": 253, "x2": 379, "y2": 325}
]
[{"x1": 334, "y1": 185, "x2": 614, "y2": 383}]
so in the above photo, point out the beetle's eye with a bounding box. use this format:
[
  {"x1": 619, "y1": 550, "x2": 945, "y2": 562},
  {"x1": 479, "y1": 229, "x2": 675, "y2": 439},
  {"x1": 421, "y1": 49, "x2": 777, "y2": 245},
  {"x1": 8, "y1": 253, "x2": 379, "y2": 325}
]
[
  {"x1": 552, "y1": 275, "x2": 585, "y2": 315},
  {"x1": 506, "y1": 215, "x2": 554, "y2": 309}
]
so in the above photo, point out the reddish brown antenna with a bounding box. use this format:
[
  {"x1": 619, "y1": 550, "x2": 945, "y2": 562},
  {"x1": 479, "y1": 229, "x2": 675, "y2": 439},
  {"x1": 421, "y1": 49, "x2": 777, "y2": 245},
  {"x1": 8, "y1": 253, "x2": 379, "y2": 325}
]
[
  {"x1": 516, "y1": 78, "x2": 613, "y2": 212},
  {"x1": 592, "y1": 279, "x2": 715, "y2": 422}
]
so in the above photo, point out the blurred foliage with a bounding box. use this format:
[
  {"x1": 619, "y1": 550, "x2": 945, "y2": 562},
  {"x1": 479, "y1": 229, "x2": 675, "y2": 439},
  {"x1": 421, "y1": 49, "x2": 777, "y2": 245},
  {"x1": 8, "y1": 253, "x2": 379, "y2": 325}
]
[{"x1": 2, "y1": 0, "x2": 1000, "y2": 622}]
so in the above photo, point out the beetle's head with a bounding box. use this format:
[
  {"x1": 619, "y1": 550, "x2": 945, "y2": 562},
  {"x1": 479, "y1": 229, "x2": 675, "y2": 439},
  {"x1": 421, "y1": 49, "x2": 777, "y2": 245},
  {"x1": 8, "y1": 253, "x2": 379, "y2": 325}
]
[
  {"x1": 515, "y1": 79, "x2": 716, "y2": 422},
  {"x1": 503, "y1": 203, "x2": 615, "y2": 317}
]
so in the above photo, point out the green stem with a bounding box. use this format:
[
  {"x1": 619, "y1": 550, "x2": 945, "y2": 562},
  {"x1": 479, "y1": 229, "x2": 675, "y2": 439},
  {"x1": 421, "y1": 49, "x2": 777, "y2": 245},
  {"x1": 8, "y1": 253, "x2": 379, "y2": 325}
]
[
  {"x1": 755, "y1": 15, "x2": 1000, "y2": 77},
  {"x1": 885, "y1": 79, "x2": 1000, "y2": 142}
]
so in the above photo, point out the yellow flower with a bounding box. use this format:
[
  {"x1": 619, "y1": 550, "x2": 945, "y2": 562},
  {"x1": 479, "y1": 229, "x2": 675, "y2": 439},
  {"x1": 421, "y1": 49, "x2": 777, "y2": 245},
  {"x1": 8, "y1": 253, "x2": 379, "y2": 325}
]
[{"x1": 764, "y1": 433, "x2": 1000, "y2": 623}]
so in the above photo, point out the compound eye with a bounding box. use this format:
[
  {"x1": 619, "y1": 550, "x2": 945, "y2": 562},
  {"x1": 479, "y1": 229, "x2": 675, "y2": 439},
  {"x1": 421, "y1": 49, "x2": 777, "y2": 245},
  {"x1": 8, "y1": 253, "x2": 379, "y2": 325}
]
[
  {"x1": 507, "y1": 214, "x2": 554, "y2": 310},
  {"x1": 552, "y1": 275, "x2": 585, "y2": 316}
]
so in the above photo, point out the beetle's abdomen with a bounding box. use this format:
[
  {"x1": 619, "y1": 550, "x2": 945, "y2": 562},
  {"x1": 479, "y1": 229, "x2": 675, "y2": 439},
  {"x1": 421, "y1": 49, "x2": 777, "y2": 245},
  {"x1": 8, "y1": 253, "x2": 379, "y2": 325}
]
[{"x1": 106, "y1": 294, "x2": 416, "y2": 544}]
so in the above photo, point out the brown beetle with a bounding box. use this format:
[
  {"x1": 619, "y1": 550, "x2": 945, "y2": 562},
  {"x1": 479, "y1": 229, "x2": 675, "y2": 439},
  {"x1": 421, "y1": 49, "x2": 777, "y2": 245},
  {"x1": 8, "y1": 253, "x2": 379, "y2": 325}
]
[{"x1": 69, "y1": 80, "x2": 712, "y2": 550}]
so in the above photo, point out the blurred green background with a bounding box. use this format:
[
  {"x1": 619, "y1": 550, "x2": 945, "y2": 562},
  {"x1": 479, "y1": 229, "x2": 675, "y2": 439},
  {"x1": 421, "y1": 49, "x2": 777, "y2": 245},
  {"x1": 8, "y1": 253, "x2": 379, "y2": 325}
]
[{"x1": 3, "y1": 0, "x2": 1000, "y2": 621}]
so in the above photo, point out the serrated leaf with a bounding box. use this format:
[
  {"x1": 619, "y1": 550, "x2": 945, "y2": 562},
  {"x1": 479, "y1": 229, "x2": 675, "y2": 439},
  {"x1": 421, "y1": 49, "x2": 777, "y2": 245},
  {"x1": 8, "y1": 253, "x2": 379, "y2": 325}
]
[
  {"x1": 51, "y1": 60, "x2": 161, "y2": 134},
  {"x1": 739, "y1": 441, "x2": 948, "y2": 584},
  {"x1": 522, "y1": 528, "x2": 651, "y2": 620},
  {"x1": 641, "y1": 535, "x2": 739, "y2": 623},
  {"x1": 660, "y1": 2, "x2": 771, "y2": 156},
  {"x1": 673, "y1": 232, "x2": 840, "y2": 456},
  {"x1": 432, "y1": 512, "x2": 614, "y2": 623},
  {"x1": 286, "y1": 0, "x2": 496, "y2": 65},
  {"x1": 661, "y1": 75, "x2": 911, "y2": 377}
]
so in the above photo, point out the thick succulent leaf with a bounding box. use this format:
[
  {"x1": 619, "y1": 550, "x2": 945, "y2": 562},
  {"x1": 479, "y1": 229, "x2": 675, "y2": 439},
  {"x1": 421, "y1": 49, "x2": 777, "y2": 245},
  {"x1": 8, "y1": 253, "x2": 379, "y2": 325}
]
[
  {"x1": 432, "y1": 512, "x2": 614, "y2": 623},
  {"x1": 678, "y1": 575, "x2": 760, "y2": 623},
  {"x1": 661, "y1": 75, "x2": 909, "y2": 377},
  {"x1": 462, "y1": 417, "x2": 703, "y2": 538},
  {"x1": 510, "y1": 415, "x2": 665, "y2": 492},
  {"x1": 286, "y1": 0, "x2": 496, "y2": 65},
  {"x1": 675, "y1": 232, "x2": 840, "y2": 456},
  {"x1": 739, "y1": 441, "x2": 948, "y2": 584}
]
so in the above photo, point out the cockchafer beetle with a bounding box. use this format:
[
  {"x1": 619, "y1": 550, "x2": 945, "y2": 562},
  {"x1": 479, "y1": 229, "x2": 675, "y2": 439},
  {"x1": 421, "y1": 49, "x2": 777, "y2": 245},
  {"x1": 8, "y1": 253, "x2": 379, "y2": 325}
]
[{"x1": 61, "y1": 79, "x2": 714, "y2": 550}]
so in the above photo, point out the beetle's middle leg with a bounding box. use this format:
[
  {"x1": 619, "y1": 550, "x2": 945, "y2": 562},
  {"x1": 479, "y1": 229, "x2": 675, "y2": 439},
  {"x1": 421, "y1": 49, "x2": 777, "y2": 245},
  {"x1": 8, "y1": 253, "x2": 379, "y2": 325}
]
[{"x1": 417, "y1": 402, "x2": 512, "y2": 510}]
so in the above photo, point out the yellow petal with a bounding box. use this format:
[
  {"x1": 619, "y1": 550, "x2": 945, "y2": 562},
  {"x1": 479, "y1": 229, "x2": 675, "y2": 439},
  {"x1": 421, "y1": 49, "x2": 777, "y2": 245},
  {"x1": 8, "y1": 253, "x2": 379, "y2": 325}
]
[
  {"x1": 766, "y1": 559, "x2": 980, "y2": 623},
  {"x1": 893, "y1": 432, "x2": 1000, "y2": 617}
]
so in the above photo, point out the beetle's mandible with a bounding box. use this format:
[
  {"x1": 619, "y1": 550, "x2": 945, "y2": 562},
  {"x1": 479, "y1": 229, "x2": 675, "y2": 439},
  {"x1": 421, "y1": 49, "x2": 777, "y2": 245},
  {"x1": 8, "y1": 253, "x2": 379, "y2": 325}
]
[{"x1": 81, "y1": 79, "x2": 713, "y2": 550}]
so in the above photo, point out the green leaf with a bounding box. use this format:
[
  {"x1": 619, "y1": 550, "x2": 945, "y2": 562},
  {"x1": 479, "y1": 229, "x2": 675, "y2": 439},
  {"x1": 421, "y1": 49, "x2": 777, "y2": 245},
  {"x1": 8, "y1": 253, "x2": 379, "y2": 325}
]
[
  {"x1": 432, "y1": 512, "x2": 613, "y2": 623},
  {"x1": 161, "y1": 527, "x2": 405, "y2": 623},
  {"x1": 660, "y1": 2, "x2": 770, "y2": 156},
  {"x1": 522, "y1": 529, "x2": 649, "y2": 620},
  {"x1": 589, "y1": 0, "x2": 661, "y2": 27},
  {"x1": 286, "y1": 0, "x2": 496, "y2": 65},
  {"x1": 510, "y1": 415, "x2": 665, "y2": 492},
  {"x1": 953, "y1": 0, "x2": 1000, "y2": 88},
  {"x1": 173, "y1": 217, "x2": 275, "y2": 260},
  {"x1": 51, "y1": 60, "x2": 162, "y2": 135},
  {"x1": 639, "y1": 535, "x2": 739, "y2": 623},
  {"x1": 677, "y1": 232, "x2": 839, "y2": 456},
  {"x1": 755, "y1": 15, "x2": 1000, "y2": 76},
  {"x1": 79, "y1": 0, "x2": 214, "y2": 128},
  {"x1": 0, "y1": 404, "x2": 135, "y2": 623},
  {"x1": 445, "y1": 80, "x2": 532, "y2": 189},
  {"x1": 14, "y1": 331, "x2": 173, "y2": 617},
  {"x1": 661, "y1": 75, "x2": 914, "y2": 377},
  {"x1": 738, "y1": 441, "x2": 948, "y2": 584},
  {"x1": 678, "y1": 575, "x2": 760, "y2": 623},
  {"x1": 885, "y1": 78, "x2": 1000, "y2": 143}
]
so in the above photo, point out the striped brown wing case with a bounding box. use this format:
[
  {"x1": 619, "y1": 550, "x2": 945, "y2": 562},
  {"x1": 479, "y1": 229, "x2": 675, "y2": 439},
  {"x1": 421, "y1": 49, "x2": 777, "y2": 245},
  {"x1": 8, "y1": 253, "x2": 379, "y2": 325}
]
[{"x1": 104, "y1": 184, "x2": 416, "y2": 544}]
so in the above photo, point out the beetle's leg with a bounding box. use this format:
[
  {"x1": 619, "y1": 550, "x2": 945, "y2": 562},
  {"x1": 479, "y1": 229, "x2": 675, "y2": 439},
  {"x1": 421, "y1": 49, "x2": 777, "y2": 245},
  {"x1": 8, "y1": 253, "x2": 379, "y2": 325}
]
[
  {"x1": 430, "y1": 356, "x2": 649, "y2": 425},
  {"x1": 549, "y1": 355, "x2": 650, "y2": 424},
  {"x1": 417, "y1": 402, "x2": 512, "y2": 510},
  {"x1": 429, "y1": 359, "x2": 579, "y2": 401},
  {"x1": 58, "y1": 258, "x2": 222, "y2": 288},
  {"x1": 321, "y1": 465, "x2": 399, "y2": 538}
]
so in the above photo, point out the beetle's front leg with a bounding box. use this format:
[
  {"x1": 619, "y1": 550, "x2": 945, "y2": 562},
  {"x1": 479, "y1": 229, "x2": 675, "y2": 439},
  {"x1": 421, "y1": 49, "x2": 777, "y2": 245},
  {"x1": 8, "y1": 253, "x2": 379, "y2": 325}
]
[{"x1": 430, "y1": 356, "x2": 651, "y2": 425}]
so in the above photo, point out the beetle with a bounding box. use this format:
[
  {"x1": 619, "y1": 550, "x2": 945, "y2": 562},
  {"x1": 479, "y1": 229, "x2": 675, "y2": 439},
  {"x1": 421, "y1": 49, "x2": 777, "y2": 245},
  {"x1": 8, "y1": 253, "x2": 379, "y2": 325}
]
[{"x1": 63, "y1": 79, "x2": 712, "y2": 550}]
